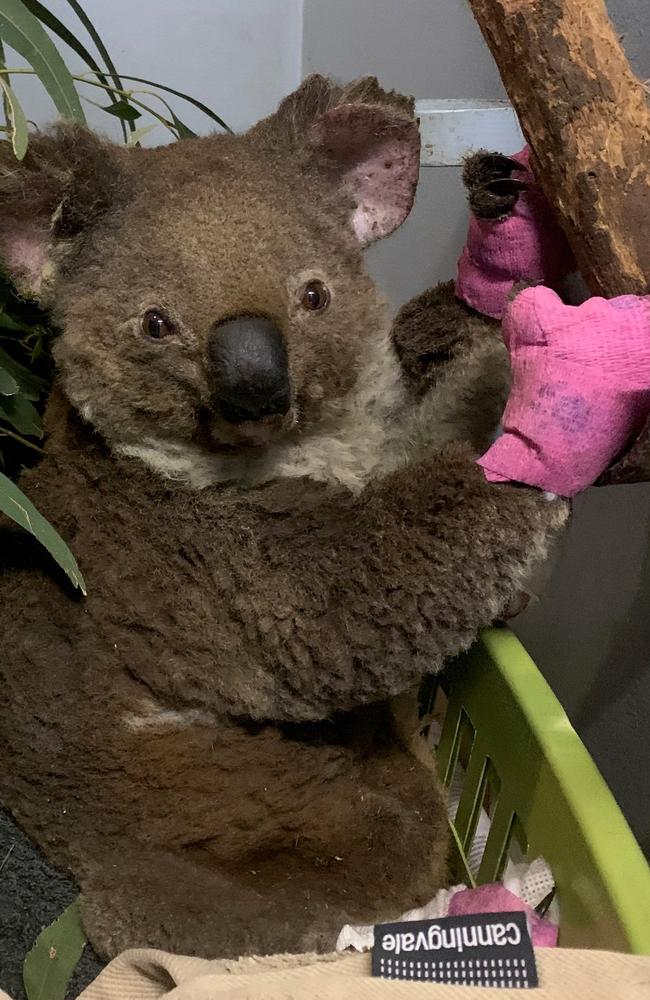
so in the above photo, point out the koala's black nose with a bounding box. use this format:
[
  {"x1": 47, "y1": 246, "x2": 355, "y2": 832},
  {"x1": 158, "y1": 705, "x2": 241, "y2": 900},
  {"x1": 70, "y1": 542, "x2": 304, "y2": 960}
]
[{"x1": 208, "y1": 316, "x2": 291, "y2": 424}]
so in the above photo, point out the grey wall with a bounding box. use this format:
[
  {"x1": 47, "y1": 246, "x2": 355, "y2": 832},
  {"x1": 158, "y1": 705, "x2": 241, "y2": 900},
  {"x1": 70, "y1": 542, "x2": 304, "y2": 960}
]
[
  {"x1": 304, "y1": 0, "x2": 650, "y2": 854},
  {"x1": 514, "y1": 486, "x2": 650, "y2": 855},
  {"x1": 607, "y1": 0, "x2": 648, "y2": 80}
]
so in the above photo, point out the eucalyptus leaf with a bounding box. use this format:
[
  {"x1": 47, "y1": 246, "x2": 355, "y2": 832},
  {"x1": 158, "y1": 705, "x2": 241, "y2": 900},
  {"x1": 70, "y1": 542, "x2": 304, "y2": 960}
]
[
  {"x1": 29, "y1": 334, "x2": 43, "y2": 361},
  {"x1": 0, "y1": 472, "x2": 86, "y2": 593},
  {"x1": 0, "y1": 345, "x2": 48, "y2": 399},
  {"x1": 0, "y1": 364, "x2": 18, "y2": 395},
  {"x1": 126, "y1": 121, "x2": 157, "y2": 146},
  {"x1": 0, "y1": 37, "x2": 9, "y2": 123},
  {"x1": 116, "y1": 74, "x2": 232, "y2": 133},
  {"x1": 0, "y1": 310, "x2": 34, "y2": 332},
  {"x1": 23, "y1": 899, "x2": 87, "y2": 999},
  {"x1": 0, "y1": 0, "x2": 85, "y2": 122},
  {"x1": 0, "y1": 392, "x2": 43, "y2": 436},
  {"x1": 104, "y1": 97, "x2": 140, "y2": 122},
  {"x1": 64, "y1": 0, "x2": 135, "y2": 134},
  {"x1": 0, "y1": 72, "x2": 28, "y2": 157},
  {"x1": 20, "y1": 0, "x2": 130, "y2": 140},
  {"x1": 171, "y1": 110, "x2": 197, "y2": 140}
]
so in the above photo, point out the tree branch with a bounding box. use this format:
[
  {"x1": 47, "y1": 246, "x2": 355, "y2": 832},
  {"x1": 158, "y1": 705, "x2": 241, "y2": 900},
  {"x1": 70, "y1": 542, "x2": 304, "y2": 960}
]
[{"x1": 468, "y1": 0, "x2": 649, "y2": 297}]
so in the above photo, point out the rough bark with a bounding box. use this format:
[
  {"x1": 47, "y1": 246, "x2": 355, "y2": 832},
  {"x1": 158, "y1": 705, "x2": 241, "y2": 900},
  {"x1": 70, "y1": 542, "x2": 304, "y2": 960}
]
[
  {"x1": 468, "y1": 0, "x2": 649, "y2": 298},
  {"x1": 468, "y1": 0, "x2": 650, "y2": 481}
]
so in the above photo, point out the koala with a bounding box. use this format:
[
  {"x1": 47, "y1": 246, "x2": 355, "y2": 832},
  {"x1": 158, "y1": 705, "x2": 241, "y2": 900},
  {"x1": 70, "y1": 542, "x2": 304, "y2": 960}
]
[{"x1": 0, "y1": 75, "x2": 568, "y2": 963}]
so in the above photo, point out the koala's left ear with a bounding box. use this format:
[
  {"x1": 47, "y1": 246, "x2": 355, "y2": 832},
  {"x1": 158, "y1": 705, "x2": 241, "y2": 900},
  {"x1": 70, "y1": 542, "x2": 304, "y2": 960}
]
[
  {"x1": 254, "y1": 75, "x2": 421, "y2": 246},
  {"x1": 0, "y1": 124, "x2": 121, "y2": 301}
]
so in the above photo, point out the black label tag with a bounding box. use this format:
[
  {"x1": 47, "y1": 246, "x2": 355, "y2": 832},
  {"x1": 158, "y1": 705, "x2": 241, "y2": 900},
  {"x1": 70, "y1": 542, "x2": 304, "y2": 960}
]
[{"x1": 372, "y1": 911, "x2": 538, "y2": 988}]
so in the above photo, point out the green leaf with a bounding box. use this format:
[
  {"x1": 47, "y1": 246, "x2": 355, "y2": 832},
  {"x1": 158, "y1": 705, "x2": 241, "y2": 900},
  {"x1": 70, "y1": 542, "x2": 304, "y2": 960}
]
[
  {"x1": 104, "y1": 97, "x2": 140, "y2": 122},
  {"x1": 0, "y1": 0, "x2": 86, "y2": 123},
  {"x1": 29, "y1": 334, "x2": 43, "y2": 361},
  {"x1": 116, "y1": 74, "x2": 232, "y2": 133},
  {"x1": 63, "y1": 0, "x2": 134, "y2": 137},
  {"x1": 23, "y1": 900, "x2": 87, "y2": 1000},
  {"x1": 0, "y1": 309, "x2": 31, "y2": 331},
  {"x1": 126, "y1": 122, "x2": 157, "y2": 146},
  {"x1": 0, "y1": 472, "x2": 86, "y2": 594},
  {"x1": 171, "y1": 110, "x2": 197, "y2": 140},
  {"x1": 20, "y1": 0, "x2": 130, "y2": 139},
  {"x1": 0, "y1": 364, "x2": 18, "y2": 395},
  {"x1": 0, "y1": 392, "x2": 43, "y2": 436},
  {"x1": 0, "y1": 345, "x2": 48, "y2": 399},
  {"x1": 0, "y1": 72, "x2": 28, "y2": 157}
]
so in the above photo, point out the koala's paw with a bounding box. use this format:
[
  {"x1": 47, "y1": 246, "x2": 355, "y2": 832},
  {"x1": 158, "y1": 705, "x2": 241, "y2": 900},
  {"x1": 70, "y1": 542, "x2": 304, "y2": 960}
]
[
  {"x1": 391, "y1": 280, "x2": 502, "y2": 398},
  {"x1": 462, "y1": 150, "x2": 528, "y2": 220}
]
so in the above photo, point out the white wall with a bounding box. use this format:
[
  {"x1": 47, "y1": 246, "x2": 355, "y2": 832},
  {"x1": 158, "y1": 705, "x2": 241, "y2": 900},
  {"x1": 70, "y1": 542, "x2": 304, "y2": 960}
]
[{"x1": 5, "y1": 0, "x2": 303, "y2": 138}]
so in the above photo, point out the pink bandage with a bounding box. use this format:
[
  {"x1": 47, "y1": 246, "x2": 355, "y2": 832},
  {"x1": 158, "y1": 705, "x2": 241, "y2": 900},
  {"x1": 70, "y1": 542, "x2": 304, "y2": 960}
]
[
  {"x1": 455, "y1": 148, "x2": 574, "y2": 320},
  {"x1": 478, "y1": 287, "x2": 650, "y2": 496},
  {"x1": 448, "y1": 884, "x2": 558, "y2": 948}
]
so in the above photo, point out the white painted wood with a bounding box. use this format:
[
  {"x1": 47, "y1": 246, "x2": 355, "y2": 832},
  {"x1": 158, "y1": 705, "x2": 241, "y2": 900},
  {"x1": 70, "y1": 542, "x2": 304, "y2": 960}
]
[{"x1": 416, "y1": 99, "x2": 524, "y2": 166}]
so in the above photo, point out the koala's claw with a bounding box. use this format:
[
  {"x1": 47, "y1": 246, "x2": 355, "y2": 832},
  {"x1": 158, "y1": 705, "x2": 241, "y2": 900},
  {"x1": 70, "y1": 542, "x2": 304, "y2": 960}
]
[
  {"x1": 462, "y1": 151, "x2": 521, "y2": 188},
  {"x1": 463, "y1": 150, "x2": 528, "y2": 220}
]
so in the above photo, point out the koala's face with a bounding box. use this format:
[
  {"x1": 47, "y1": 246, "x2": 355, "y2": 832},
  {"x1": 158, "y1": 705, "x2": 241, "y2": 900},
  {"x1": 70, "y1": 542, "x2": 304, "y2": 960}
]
[
  {"x1": 0, "y1": 76, "x2": 419, "y2": 454},
  {"x1": 53, "y1": 151, "x2": 387, "y2": 451}
]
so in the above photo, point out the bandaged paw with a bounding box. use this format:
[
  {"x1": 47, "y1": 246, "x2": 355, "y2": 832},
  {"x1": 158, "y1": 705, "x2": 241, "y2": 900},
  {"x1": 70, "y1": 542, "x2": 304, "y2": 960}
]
[
  {"x1": 478, "y1": 286, "x2": 650, "y2": 496},
  {"x1": 456, "y1": 147, "x2": 575, "y2": 320}
]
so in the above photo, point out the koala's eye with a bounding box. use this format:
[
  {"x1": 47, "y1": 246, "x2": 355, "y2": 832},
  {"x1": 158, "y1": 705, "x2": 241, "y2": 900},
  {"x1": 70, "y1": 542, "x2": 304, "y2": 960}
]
[
  {"x1": 142, "y1": 309, "x2": 174, "y2": 340},
  {"x1": 300, "y1": 280, "x2": 330, "y2": 313}
]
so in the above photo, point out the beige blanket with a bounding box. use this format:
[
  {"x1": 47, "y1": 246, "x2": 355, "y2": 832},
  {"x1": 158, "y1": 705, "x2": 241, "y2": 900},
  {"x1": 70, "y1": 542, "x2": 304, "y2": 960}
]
[{"x1": 5, "y1": 946, "x2": 646, "y2": 1000}]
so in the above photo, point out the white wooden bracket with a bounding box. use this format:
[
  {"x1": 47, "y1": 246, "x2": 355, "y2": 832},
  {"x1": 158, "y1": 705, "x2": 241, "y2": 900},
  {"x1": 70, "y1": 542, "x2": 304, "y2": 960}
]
[{"x1": 415, "y1": 99, "x2": 524, "y2": 166}]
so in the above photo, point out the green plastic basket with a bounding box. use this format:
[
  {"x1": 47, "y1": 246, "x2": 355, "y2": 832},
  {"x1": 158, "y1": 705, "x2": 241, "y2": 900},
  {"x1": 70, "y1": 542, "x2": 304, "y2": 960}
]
[{"x1": 428, "y1": 627, "x2": 650, "y2": 954}]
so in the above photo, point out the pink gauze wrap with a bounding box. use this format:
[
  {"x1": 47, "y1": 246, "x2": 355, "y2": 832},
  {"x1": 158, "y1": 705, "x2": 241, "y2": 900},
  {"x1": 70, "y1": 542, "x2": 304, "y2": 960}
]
[
  {"x1": 455, "y1": 147, "x2": 575, "y2": 320},
  {"x1": 478, "y1": 286, "x2": 650, "y2": 497},
  {"x1": 448, "y1": 884, "x2": 558, "y2": 948}
]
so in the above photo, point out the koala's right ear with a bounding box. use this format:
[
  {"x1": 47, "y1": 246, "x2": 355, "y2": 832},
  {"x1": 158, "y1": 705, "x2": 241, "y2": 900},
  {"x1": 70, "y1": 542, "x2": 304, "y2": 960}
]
[
  {"x1": 0, "y1": 124, "x2": 121, "y2": 301},
  {"x1": 252, "y1": 74, "x2": 421, "y2": 246}
]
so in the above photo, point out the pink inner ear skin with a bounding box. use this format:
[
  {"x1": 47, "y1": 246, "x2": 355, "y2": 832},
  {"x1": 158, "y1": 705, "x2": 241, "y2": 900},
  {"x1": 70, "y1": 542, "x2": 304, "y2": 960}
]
[
  {"x1": 347, "y1": 138, "x2": 419, "y2": 244},
  {"x1": 4, "y1": 226, "x2": 49, "y2": 287},
  {"x1": 310, "y1": 104, "x2": 420, "y2": 245}
]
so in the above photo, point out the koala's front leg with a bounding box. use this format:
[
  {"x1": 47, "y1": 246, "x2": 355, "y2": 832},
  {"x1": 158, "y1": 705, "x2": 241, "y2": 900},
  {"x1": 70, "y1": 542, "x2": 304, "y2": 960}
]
[{"x1": 225, "y1": 443, "x2": 568, "y2": 722}]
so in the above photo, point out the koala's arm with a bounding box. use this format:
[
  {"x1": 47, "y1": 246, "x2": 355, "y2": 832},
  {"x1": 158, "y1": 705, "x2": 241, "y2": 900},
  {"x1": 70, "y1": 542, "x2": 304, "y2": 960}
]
[
  {"x1": 185, "y1": 443, "x2": 568, "y2": 722},
  {"x1": 1, "y1": 419, "x2": 566, "y2": 725},
  {"x1": 391, "y1": 280, "x2": 502, "y2": 395},
  {"x1": 390, "y1": 280, "x2": 509, "y2": 454}
]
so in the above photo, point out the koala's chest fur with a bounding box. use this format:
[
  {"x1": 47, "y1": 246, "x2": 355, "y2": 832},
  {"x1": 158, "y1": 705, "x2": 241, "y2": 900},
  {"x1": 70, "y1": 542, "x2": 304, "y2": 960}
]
[{"x1": 116, "y1": 331, "x2": 504, "y2": 494}]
